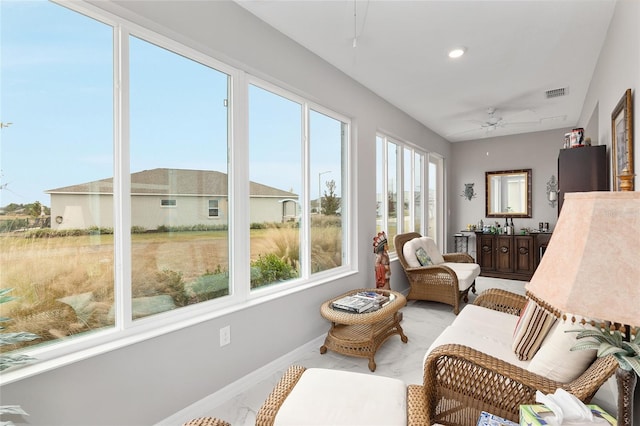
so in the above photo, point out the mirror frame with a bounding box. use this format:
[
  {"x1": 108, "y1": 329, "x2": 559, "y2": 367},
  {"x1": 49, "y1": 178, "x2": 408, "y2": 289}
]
[{"x1": 485, "y1": 168, "x2": 532, "y2": 218}]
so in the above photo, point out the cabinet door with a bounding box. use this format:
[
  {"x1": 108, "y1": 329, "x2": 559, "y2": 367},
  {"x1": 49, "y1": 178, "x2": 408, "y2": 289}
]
[
  {"x1": 477, "y1": 234, "x2": 495, "y2": 271},
  {"x1": 496, "y1": 235, "x2": 513, "y2": 273},
  {"x1": 558, "y1": 146, "x2": 608, "y2": 213},
  {"x1": 514, "y1": 235, "x2": 535, "y2": 275}
]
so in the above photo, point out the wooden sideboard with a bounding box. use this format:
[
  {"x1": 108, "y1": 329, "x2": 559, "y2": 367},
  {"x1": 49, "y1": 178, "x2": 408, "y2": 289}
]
[{"x1": 475, "y1": 232, "x2": 551, "y2": 281}]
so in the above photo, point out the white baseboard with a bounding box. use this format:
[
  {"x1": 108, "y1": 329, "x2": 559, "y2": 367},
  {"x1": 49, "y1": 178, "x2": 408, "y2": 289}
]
[{"x1": 156, "y1": 334, "x2": 326, "y2": 425}]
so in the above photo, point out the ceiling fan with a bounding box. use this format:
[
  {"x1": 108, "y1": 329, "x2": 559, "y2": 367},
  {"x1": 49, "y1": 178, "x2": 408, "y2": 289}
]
[
  {"x1": 479, "y1": 107, "x2": 505, "y2": 132},
  {"x1": 448, "y1": 107, "x2": 538, "y2": 139}
]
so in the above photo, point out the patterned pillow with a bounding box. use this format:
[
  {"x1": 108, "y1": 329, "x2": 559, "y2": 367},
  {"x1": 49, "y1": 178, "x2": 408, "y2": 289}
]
[
  {"x1": 512, "y1": 300, "x2": 557, "y2": 361},
  {"x1": 415, "y1": 247, "x2": 432, "y2": 266}
]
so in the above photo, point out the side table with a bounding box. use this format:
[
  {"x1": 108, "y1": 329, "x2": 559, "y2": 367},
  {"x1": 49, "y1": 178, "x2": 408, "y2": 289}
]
[{"x1": 319, "y1": 288, "x2": 408, "y2": 371}]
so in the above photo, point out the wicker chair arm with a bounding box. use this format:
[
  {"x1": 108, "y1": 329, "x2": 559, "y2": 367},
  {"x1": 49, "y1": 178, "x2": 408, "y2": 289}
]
[
  {"x1": 402, "y1": 265, "x2": 459, "y2": 290},
  {"x1": 442, "y1": 252, "x2": 474, "y2": 263},
  {"x1": 255, "y1": 365, "x2": 307, "y2": 426},
  {"x1": 423, "y1": 344, "x2": 618, "y2": 422},
  {"x1": 473, "y1": 288, "x2": 528, "y2": 316},
  {"x1": 403, "y1": 264, "x2": 456, "y2": 276},
  {"x1": 424, "y1": 344, "x2": 562, "y2": 421},
  {"x1": 407, "y1": 384, "x2": 429, "y2": 426}
]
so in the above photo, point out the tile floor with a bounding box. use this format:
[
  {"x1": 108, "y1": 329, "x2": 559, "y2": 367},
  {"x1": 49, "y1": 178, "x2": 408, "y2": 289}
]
[{"x1": 163, "y1": 277, "x2": 529, "y2": 425}]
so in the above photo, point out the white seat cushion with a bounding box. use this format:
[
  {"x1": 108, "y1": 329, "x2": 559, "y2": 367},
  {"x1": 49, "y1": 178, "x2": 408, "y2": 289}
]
[
  {"x1": 425, "y1": 304, "x2": 530, "y2": 369},
  {"x1": 451, "y1": 304, "x2": 519, "y2": 339},
  {"x1": 274, "y1": 368, "x2": 407, "y2": 426},
  {"x1": 441, "y1": 262, "x2": 480, "y2": 290},
  {"x1": 424, "y1": 324, "x2": 531, "y2": 370}
]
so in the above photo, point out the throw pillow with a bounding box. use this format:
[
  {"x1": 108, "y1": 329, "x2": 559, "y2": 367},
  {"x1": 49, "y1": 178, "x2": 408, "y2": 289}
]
[
  {"x1": 402, "y1": 238, "x2": 423, "y2": 268},
  {"x1": 419, "y1": 237, "x2": 445, "y2": 265},
  {"x1": 512, "y1": 300, "x2": 557, "y2": 361},
  {"x1": 415, "y1": 247, "x2": 432, "y2": 266},
  {"x1": 527, "y1": 317, "x2": 597, "y2": 382}
]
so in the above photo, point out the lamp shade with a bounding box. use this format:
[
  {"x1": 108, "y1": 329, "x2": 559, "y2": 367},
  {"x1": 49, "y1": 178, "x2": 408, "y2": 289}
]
[{"x1": 525, "y1": 192, "x2": 640, "y2": 328}]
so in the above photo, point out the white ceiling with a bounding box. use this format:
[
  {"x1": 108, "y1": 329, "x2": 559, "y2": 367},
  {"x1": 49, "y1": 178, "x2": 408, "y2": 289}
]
[{"x1": 235, "y1": 0, "x2": 616, "y2": 142}]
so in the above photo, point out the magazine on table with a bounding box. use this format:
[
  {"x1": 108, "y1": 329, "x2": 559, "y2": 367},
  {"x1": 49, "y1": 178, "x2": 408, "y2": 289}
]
[
  {"x1": 331, "y1": 295, "x2": 376, "y2": 313},
  {"x1": 353, "y1": 291, "x2": 390, "y2": 306}
]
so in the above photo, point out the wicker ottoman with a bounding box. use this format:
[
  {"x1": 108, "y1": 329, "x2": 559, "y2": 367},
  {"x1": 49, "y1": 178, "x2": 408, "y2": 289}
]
[{"x1": 256, "y1": 365, "x2": 407, "y2": 425}]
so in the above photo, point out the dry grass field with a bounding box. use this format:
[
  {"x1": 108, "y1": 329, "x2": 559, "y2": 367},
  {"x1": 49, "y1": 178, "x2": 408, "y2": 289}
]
[{"x1": 0, "y1": 219, "x2": 341, "y2": 352}]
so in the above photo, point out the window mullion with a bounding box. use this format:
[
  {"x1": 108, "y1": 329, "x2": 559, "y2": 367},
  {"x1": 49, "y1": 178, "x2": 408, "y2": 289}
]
[
  {"x1": 300, "y1": 104, "x2": 311, "y2": 278},
  {"x1": 114, "y1": 25, "x2": 133, "y2": 329}
]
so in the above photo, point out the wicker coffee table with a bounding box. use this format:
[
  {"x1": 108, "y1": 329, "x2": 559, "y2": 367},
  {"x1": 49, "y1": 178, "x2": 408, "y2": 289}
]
[{"x1": 320, "y1": 288, "x2": 408, "y2": 371}]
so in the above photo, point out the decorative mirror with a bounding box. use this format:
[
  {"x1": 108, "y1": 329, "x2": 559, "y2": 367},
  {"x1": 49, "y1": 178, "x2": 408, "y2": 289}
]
[{"x1": 485, "y1": 169, "x2": 532, "y2": 218}]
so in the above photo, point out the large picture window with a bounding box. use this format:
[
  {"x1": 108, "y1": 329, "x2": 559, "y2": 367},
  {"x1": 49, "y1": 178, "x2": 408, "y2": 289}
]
[
  {"x1": 376, "y1": 134, "x2": 429, "y2": 252},
  {"x1": 248, "y1": 84, "x2": 349, "y2": 289},
  {"x1": 129, "y1": 35, "x2": 231, "y2": 319},
  {"x1": 0, "y1": 1, "x2": 351, "y2": 368},
  {"x1": 0, "y1": 1, "x2": 116, "y2": 349}
]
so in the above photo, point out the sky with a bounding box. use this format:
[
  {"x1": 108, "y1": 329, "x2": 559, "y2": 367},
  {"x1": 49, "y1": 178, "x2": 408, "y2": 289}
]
[{"x1": 0, "y1": 0, "x2": 343, "y2": 208}]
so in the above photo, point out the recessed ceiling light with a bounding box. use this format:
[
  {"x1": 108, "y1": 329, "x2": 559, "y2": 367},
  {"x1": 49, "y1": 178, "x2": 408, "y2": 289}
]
[{"x1": 448, "y1": 47, "x2": 466, "y2": 59}]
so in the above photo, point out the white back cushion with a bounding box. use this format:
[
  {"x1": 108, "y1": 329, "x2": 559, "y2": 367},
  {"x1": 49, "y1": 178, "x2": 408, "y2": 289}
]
[
  {"x1": 402, "y1": 236, "x2": 445, "y2": 267},
  {"x1": 420, "y1": 237, "x2": 445, "y2": 265},
  {"x1": 527, "y1": 318, "x2": 597, "y2": 382}
]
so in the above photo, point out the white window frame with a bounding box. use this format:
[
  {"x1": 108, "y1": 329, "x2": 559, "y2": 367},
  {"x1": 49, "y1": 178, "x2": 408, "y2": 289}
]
[
  {"x1": 2, "y1": 0, "x2": 355, "y2": 385},
  {"x1": 247, "y1": 78, "x2": 353, "y2": 294},
  {"x1": 377, "y1": 133, "x2": 436, "y2": 253}
]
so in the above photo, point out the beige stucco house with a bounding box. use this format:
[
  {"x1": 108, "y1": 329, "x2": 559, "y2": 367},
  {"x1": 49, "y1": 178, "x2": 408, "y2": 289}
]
[{"x1": 46, "y1": 168, "x2": 298, "y2": 230}]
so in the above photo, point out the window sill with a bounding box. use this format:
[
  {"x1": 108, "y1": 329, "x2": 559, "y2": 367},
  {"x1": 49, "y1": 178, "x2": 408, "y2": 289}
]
[{"x1": 0, "y1": 269, "x2": 356, "y2": 386}]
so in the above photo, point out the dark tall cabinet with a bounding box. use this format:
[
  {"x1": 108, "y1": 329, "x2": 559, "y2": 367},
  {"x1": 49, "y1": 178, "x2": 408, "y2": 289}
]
[{"x1": 558, "y1": 145, "x2": 608, "y2": 213}]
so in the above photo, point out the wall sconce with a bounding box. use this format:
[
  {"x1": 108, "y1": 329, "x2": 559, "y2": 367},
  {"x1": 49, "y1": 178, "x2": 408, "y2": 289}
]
[{"x1": 546, "y1": 175, "x2": 558, "y2": 208}]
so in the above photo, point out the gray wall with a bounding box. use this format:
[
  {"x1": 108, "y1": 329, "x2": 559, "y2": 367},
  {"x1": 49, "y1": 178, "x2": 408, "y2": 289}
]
[
  {"x1": 2, "y1": 0, "x2": 637, "y2": 424},
  {"x1": 447, "y1": 128, "x2": 571, "y2": 259}
]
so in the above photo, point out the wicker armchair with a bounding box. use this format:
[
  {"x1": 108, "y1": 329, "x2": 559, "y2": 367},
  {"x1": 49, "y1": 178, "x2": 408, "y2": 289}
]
[
  {"x1": 395, "y1": 232, "x2": 479, "y2": 314},
  {"x1": 416, "y1": 289, "x2": 619, "y2": 426}
]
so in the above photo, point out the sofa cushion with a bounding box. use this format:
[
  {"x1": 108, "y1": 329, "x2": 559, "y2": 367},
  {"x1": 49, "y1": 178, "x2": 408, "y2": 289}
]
[
  {"x1": 425, "y1": 304, "x2": 530, "y2": 369},
  {"x1": 403, "y1": 237, "x2": 445, "y2": 268},
  {"x1": 425, "y1": 324, "x2": 531, "y2": 370},
  {"x1": 452, "y1": 304, "x2": 519, "y2": 338},
  {"x1": 441, "y1": 262, "x2": 480, "y2": 290},
  {"x1": 527, "y1": 317, "x2": 597, "y2": 382},
  {"x1": 512, "y1": 300, "x2": 556, "y2": 361},
  {"x1": 274, "y1": 368, "x2": 406, "y2": 426}
]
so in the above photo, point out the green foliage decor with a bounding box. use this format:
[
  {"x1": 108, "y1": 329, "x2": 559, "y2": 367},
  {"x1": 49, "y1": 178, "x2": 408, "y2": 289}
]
[{"x1": 571, "y1": 327, "x2": 640, "y2": 376}]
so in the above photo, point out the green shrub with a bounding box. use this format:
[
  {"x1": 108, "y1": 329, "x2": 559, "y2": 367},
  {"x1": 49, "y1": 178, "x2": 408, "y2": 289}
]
[{"x1": 250, "y1": 253, "x2": 296, "y2": 288}]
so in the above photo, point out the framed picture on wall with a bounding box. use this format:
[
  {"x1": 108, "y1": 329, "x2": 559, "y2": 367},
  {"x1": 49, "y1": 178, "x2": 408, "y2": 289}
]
[{"x1": 611, "y1": 88, "x2": 634, "y2": 191}]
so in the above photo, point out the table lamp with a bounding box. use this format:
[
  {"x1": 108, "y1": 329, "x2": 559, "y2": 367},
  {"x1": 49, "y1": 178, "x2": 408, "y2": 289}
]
[{"x1": 525, "y1": 192, "x2": 639, "y2": 426}]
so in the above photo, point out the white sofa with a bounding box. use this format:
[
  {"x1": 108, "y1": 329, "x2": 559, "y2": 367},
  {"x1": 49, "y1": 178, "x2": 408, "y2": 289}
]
[{"x1": 255, "y1": 289, "x2": 618, "y2": 426}]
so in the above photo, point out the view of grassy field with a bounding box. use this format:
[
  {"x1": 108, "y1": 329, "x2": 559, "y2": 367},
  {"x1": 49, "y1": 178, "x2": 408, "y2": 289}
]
[{"x1": 0, "y1": 217, "x2": 342, "y2": 352}]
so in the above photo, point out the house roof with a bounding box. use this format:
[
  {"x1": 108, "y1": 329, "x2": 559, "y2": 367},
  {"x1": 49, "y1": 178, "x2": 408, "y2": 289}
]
[{"x1": 46, "y1": 168, "x2": 297, "y2": 198}]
